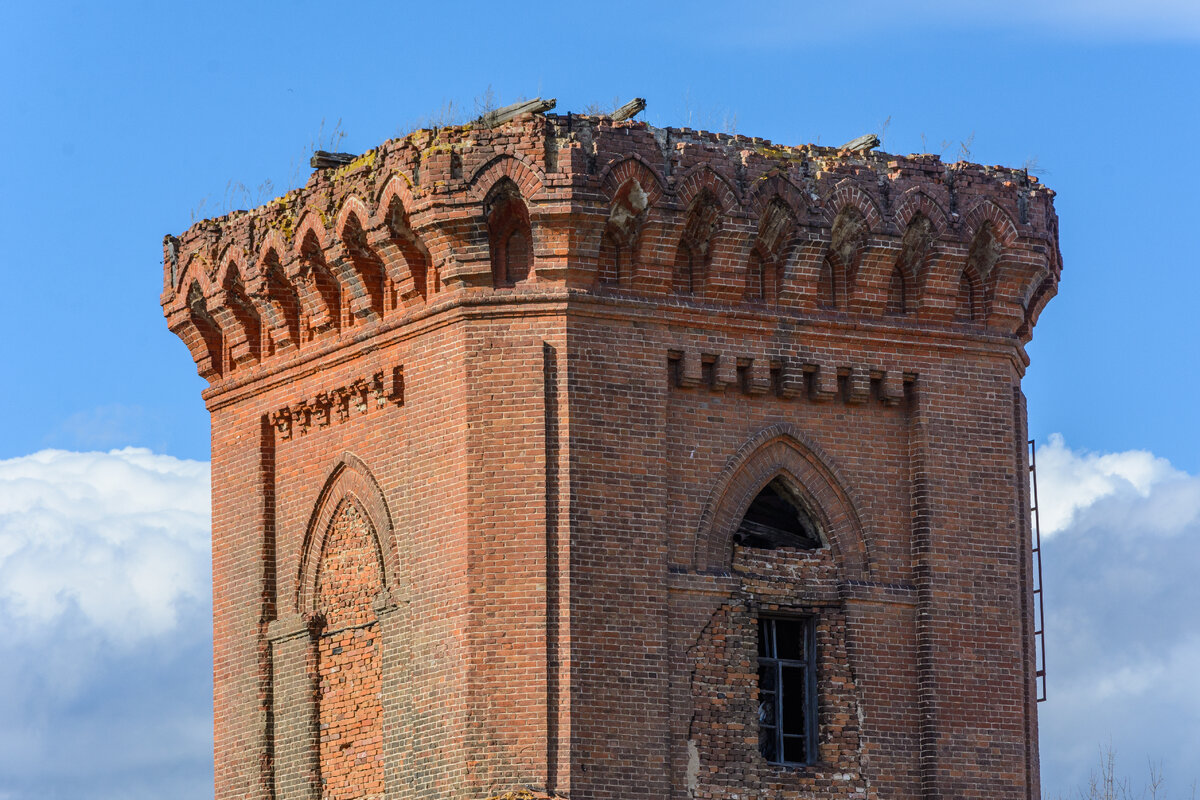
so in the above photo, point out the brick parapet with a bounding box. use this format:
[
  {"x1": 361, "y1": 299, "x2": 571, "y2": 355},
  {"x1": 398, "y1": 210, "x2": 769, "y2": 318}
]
[{"x1": 163, "y1": 113, "x2": 1059, "y2": 397}]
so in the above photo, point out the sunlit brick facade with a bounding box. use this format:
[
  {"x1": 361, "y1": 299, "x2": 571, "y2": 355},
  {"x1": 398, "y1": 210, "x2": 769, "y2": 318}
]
[{"x1": 164, "y1": 109, "x2": 1060, "y2": 800}]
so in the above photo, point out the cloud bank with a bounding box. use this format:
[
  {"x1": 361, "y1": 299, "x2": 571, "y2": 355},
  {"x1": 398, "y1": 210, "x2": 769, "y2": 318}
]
[
  {"x1": 1035, "y1": 436, "x2": 1200, "y2": 795},
  {"x1": 0, "y1": 440, "x2": 1195, "y2": 797},
  {"x1": 0, "y1": 448, "x2": 212, "y2": 800}
]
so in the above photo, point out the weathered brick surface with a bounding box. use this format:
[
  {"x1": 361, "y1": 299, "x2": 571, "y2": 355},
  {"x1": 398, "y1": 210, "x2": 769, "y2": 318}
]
[{"x1": 163, "y1": 111, "x2": 1060, "y2": 800}]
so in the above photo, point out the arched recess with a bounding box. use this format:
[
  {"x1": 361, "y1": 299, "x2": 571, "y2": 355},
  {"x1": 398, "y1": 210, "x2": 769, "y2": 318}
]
[
  {"x1": 485, "y1": 178, "x2": 534, "y2": 287},
  {"x1": 254, "y1": 241, "x2": 302, "y2": 356},
  {"x1": 296, "y1": 454, "x2": 398, "y2": 615},
  {"x1": 889, "y1": 212, "x2": 937, "y2": 316},
  {"x1": 597, "y1": 176, "x2": 651, "y2": 288},
  {"x1": 291, "y1": 223, "x2": 342, "y2": 338},
  {"x1": 331, "y1": 202, "x2": 389, "y2": 321},
  {"x1": 820, "y1": 206, "x2": 869, "y2": 309},
  {"x1": 673, "y1": 187, "x2": 723, "y2": 296},
  {"x1": 373, "y1": 192, "x2": 436, "y2": 303},
  {"x1": 212, "y1": 257, "x2": 262, "y2": 370},
  {"x1": 293, "y1": 454, "x2": 400, "y2": 800},
  {"x1": 170, "y1": 281, "x2": 223, "y2": 380},
  {"x1": 745, "y1": 197, "x2": 796, "y2": 303},
  {"x1": 692, "y1": 424, "x2": 869, "y2": 580}
]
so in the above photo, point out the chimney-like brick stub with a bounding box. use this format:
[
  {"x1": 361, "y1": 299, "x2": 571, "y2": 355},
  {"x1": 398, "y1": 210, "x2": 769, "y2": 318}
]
[{"x1": 162, "y1": 114, "x2": 1060, "y2": 391}]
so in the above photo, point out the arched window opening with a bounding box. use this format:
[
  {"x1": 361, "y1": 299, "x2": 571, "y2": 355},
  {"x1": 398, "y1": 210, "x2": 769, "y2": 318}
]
[
  {"x1": 487, "y1": 180, "x2": 533, "y2": 287},
  {"x1": 735, "y1": 478, "x2": 822, "y2": 551}
]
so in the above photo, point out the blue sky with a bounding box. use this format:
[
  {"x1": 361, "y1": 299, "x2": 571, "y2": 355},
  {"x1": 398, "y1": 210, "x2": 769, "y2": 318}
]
[{"x1": 0, "y1": 2, "x2": 1197, "y2": 798}]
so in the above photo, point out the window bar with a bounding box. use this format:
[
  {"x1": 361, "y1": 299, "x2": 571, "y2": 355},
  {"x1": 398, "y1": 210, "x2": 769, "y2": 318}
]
[{"x1": 1029, "y1": 439, "x2": 1047, "y2": 703}]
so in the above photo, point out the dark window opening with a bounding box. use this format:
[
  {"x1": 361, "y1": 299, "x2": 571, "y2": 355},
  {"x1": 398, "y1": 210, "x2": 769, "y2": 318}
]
[
  {"x1": 758, "y1": 617, "x2": 817, "y2": 766},
  {"x1": 735, "y1": 478, "x2": 822, "y2": 550}
]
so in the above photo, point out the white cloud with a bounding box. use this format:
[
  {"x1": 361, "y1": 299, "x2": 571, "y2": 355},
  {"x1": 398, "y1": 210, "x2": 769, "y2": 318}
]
[
  {"x1": 1033, "y1": 433, "x2": 1195, "y2": 536},
  {"x1": 1036, "y1": 435, "x2": 1200, "y2": 795},
  {"x1": 0, "y1": 448, "x2": 210, "y2": 642},
  {"x1": 0, "y1": 447, "x2": 214, "y2": 799}
]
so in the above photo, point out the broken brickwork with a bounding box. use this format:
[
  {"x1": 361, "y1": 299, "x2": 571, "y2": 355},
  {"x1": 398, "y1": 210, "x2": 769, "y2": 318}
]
[{"x1": 163, "y1": 107, "x2": 1061, "y2": 800}]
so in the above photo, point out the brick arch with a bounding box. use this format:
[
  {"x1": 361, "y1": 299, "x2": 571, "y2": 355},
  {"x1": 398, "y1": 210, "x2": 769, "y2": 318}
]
[
  {"x1": 375, "y1": 171, "x2": 419, "y2": 219},
  {"x1": 296, "y1": 453, "x2": 398, "y2": 615},
  {"x1": 333, "y1": 194, "x2": 377, "y2": 240},
  {"x1": 744, "y1": 193, "x2": 800, "y2": 303},
  {"x1": 214, "y1": 243, "x2": 251, "y2": 287},
  {"x1": 253, "y1": 235, "x2": 302, "y2": 355},
  {"x1": 468, "y1": 153, "x2": 546, "y2": 203},
  {"x1": 675, "y1": 163, "x2": 740, "y2": 211},
  {"x1": 599, "y1": 154, "x2": 666, "y2": 207},
  {"x1": 256, "y1": 228, "x2": 292, "y2": 270},
  {"x1": 892, "y1": 187, "x2": 951, "y2": 237},
  {"x1": 821, "y1": 180, "x2": 884, "y2": 233},
  {"x1": 292, "y1": 210, "x2": 332, "y2": 256},
  {"x1": 693, "y1": 424, "x2": 869, "y2": 579},
  {"x1": 963, "y1": 199, "x2": 1019, "y2": 249},
  {"x1": 748, "y1": 172, "x2": 809, "y2": 220}
]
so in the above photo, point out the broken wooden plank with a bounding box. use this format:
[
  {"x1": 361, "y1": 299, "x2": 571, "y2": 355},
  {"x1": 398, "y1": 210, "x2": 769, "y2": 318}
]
[
  {"x1": 611, "y1": 97, "x2": 646, "y2": 121},
  {"x1": 310, "y1": 150, "x2": 357, "y2": 169},
  {"x1": 840, "y1": 133, "x2": 880, "y2": 152},
  {"x1": 476, "y1": 97, "x2": 557, "y2": 128}
]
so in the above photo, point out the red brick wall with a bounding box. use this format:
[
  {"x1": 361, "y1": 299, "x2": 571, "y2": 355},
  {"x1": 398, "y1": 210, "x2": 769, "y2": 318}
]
[{"x1": 166, "y1": 111, "x2": 1059, "y2": 799}]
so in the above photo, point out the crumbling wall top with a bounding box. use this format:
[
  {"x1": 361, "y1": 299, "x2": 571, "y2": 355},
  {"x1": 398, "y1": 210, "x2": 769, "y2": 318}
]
[{"x1": 163, "y1": 110, "x2": 1061, "y2": 391}]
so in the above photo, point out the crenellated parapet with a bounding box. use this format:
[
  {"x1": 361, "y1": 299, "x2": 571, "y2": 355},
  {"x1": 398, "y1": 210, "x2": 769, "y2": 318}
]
[{"x1": 162, "y1": 112, "x2": 1060, "y2": 386}]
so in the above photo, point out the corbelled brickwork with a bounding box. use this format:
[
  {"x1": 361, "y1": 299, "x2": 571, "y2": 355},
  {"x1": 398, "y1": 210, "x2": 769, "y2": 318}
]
[{"x1": 163, "y1": 108, "x2": 1061, "y2": 800}]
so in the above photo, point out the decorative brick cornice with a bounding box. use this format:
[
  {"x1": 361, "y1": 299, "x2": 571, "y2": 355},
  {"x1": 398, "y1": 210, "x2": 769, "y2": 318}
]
[
  {"x1": 162, "y1": 112, "x2": 1060, "y2": 387},
  {"x1": 270, "y1": 366, "x2": 403, "y2": 441}
]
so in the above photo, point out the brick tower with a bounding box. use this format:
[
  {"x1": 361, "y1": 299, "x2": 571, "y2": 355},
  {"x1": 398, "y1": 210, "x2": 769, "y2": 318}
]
[{"x1": 162, "y1": 105, "x2": 1060, "y2": 800}]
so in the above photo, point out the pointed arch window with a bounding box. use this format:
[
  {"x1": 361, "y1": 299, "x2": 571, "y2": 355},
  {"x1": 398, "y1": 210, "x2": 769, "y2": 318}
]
[{"x1": 735, "y1": 477, "x2": 822, "y2": 551}]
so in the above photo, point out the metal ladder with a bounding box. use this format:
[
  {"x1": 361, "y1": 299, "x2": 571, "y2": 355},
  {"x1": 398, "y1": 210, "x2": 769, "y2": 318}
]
[{"x1": 1028, "y1": 439, "x2": 1047, "y2": 703}]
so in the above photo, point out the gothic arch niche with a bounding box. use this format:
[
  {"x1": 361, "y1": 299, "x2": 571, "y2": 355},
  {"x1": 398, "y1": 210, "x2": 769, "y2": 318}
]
[
  {"x1": 820, "y1": 206, "x2": 869, "y2": 310},
  {"x1": 282, "y1": 455, "x2": 405, "y2": 800},
  {"x1": 889, "y1": 213, "x2": 936, "y2": 317},
  {"x1": 314, "y1": 498, "x2": 386, "y2": 800},
  {"x1": 597, "y1": 177, "x2": 650, "y2": 289},
  {"x1": 486, "y1": 178, "x2": 533, "y2": 287},
  {"x1": 746, "y1": 198, "x2": 795, "y2": 304},
  {"x1": 693, "y1": 425, "x2": 868, "y2": 579},
  {"x1": 673, "y1": 188, "x2": 722, "y2": 296}
]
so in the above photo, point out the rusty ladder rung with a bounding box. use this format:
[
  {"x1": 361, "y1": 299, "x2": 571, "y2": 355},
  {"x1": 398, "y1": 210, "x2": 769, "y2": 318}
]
[{"x1": 1029, "y1": 439, "x2": 1047, "y2": 703}]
